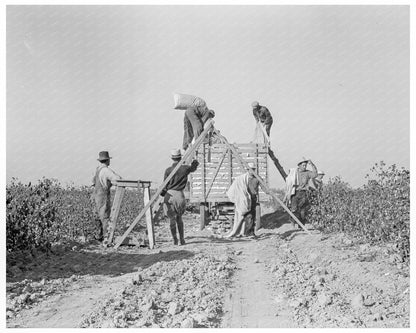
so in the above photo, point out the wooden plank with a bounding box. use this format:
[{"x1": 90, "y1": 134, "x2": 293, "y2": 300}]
[
  {"x1": 201, "y1": 142, "x2": 206, "y2": 206},
  {"x1": 143, "y1": 186, "x2": 155, "y2": 249},
  {"x1": 114, "y1": 179, "x2": 152, "y2": 188},
  {"x1": 108, "y1": 186, "x2": 125, "y2": 243},
  {"x1": 204, "y1": 148, "x2": 229, "y2": 200},
  {"x1": 228, "y1": 148, "x2": 232, "y2": 188},
  {"x1": 200, "y1": 160, "x2": 268, "y2": 167},
  {"x1": 113, "y1": 119, "x2": 216, "y2": 250}
]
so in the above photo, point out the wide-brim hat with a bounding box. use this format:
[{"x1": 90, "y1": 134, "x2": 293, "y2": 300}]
[
  {"x1": 318, "y1": 170, "x2": 325, "y2": 175},
  {"x1": 98, "y1": 151, "x2": 112, "y2": 161},
  {"x1": 247, "y1": 162, "x2": 256, "y2": 169},
  {"x1": 171, "y1": 148, "x2": 182, "y2": 159},
  {"x1": 297, "y1": 159, "x2": 308, "y2": 166}
]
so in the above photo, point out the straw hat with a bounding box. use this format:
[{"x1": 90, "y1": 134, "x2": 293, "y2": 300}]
[{"x1": 170, "y1": 149, "x2": 182, "y2": 159}]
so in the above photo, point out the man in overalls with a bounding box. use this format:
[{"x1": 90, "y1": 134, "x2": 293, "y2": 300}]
[{"x1": 92, "y1": 151, "x2": 121, "y2": 246}]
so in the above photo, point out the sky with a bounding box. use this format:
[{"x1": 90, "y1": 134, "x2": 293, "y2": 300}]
[{"x1": 6, "y1": 5, "x2": 410, "y2": 189}]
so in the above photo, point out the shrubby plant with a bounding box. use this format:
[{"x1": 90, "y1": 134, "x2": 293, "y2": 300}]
[
  {"x1": 6, "y1": 178, "x2": 146, "y2": 254},
  {"x1": 309, "y1": 162, "x2": 410, "y2": 263}
]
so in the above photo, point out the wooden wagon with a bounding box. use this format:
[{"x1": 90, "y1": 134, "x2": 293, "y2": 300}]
[{"x1": 188, "y1": 142, "x2": 270, "y2": 230}]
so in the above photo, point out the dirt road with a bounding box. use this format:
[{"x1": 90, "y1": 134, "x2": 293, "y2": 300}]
[{"x1": 6, "y1": 210, "x2": 410, "y2": 328}]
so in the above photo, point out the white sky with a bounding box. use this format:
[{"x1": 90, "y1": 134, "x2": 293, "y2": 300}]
[{"x1": 6, "y1": 5, "x2": 410, "y2": 189}]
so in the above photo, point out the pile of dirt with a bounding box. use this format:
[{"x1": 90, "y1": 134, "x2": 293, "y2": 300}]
[
  {"x1": 6, "y1": 275, "x2": 82, "y2": 319},
  {"x1": 80, "y1": 252, "x2": 236, "y2": 328},
  {"x1": 265, "y1": 232, "x2": 410, "y2": 328}
]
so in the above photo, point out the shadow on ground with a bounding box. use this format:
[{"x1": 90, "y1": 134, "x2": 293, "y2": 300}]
[
  {"x1": 184, "y1": 236, "x2": 252, "y2": 245},
  {"x1": 260, "y1": 209, "x2": 292, "y2": 229},
  {"x1": 7, "y1": 247, "x2": 194, "y2": 283}
]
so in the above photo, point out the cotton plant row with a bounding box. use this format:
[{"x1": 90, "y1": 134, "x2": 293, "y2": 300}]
[
  {"x1": 308, "y1": 162, "x2": 410, "y2": 264},
  {"x1": 6, "y1": 178, "x2": 145, "y2": 255}
]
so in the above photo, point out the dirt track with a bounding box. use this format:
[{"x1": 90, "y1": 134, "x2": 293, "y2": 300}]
[{"x1": 6, "y1": 208, "x2": 410, "y2": 328}]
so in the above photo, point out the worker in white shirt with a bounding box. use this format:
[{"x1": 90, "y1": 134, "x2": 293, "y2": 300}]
[{"x1": 92, "y1": 151, "x2": 122, "y2": 246}]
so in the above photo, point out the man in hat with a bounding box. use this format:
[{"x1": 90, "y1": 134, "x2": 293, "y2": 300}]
[
  {"x1": 245, "y1": 162, "x2": 260, "y2": 237},
  {"x1": 290, "y1": 159, "x2": 318, "y2": 228},
  {"x1": 160, "y1": 149, "x2": 199, "y2": 245},
  {"x1": 183, "y1": 106, "x2": 215, "y2": 150},
  {"x1": 309, "y1": 170, "x2": 325, "y2": 191},
  {"x1": 225, "y1": 162, "x2": 259, "y2": 238},
  {"x1": 92, "y1": 151, "x2": 122, "y2": 246},
  {"x1": 252, "y1": 101, "x2": 273, "y2": 137}
]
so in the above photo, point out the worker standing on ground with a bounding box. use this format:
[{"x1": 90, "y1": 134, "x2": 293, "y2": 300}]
[
  {"x1": 288, "y1": 159, "x2": 318, "y2": 229},
  {"x1": 92, "y1": 151, "x2": 122, "y2": 247},
  {"x1": 245, "y1": 162, "x2": 260, "y2": 237},
  {"x1": 309, "y1": 170, "x2": 325, "y2": 191},
  {"x1": 161, "y1": 149, "x2": 199, "y2": 245},
  {"x1": 183, "y1": 106, "x2": 215, "y2": 150},
  {"x1": 225, "y1": 163, "x2": 258, "y2": 239},
  {"x1": 252, "y1": 101, "x2": 273, "y2": 137}
]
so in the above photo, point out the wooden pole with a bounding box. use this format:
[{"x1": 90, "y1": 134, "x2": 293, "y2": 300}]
[
  {"x1": 268, "y1": 148, "x2": 288, "y2": 180},
  {"x1": 257, "y1": 122, "x2": 287, "y2": 181},
  {"x1": 113, "y1": 119, "x2": 216, "y2": 249},
  {"x1": 143, "y1": 184, "x2": 155, "y2": 249}
]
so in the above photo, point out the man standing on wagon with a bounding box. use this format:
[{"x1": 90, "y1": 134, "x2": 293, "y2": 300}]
[
  {"x1": 251, "y1": 101, "x2": 273, "y2": 137},
  {"x1": 183, "y1": 106, "x2": 215, "y2": 150},
  {"x1": 92, "y1": 151, "x2": 122, "y2": 246},
  {"x1": 161, "y1": 149, "x2": 199, "y2": 245}
]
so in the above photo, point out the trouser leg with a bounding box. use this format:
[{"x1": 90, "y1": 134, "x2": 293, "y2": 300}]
[
  {"x1": 247, "y1": 196, "x2": 257, "y2": 235},
  {"x1": 265, "y1": 122, "x2": 272, "y2": 137},
  {"x1": 290, "y1": 193, "x2": 301, "y2": 228},
  {"x1": 177, "y1": 216, "x2": 185, "y2": 245},
  {"x1": 95, "y1": 217, "x2": 104, "y2": 241},
  {"x1": 96, "y1": 194, "x2": 110, "y2": 241},
  {"x1": 183, "y1": 114, "x2": 193, "y2": 150},
  {"x1": 169, "y1": 218, "x2": 178, "y2": 244},
  {"x1": 185, "y1": 108, "x2": 203, "y2": 142}
]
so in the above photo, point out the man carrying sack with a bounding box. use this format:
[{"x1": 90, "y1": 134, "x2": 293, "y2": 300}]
[
  {"x1": 161, "y1": 149, "x2": 199, "y2": 245},
  {"x1": 225, "y1": 163, "x2": 259, "y2": 239},
  {"x1": 92, "y1": 151, "x2": 122, "y2": 246},
  {"x1": 183, "y1": 106, "x2": 215, "y2": 150}
]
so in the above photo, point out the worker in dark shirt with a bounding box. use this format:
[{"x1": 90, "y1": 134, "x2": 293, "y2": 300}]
[
  {"x1": 246, "y1": 162, "x2": 260, "y2": 237},
  {"x1": 161, "y1": 149, "x2": 199, "y2": 245},
  {"x1": 252, "y1": 101, "x2": 273, "y2": 137}
]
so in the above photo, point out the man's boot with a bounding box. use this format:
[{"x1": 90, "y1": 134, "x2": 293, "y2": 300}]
[
  {"x1": 170, "y1": 222, "x2": 178, "y2": 245},
  {"x1": 177, "y1": 218, "x2": 185, "y2": 245}
]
